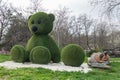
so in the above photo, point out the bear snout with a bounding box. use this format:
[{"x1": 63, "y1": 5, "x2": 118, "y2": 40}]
[{"x1": 32, "y1": 26, "x2": 38, "y2": 32}]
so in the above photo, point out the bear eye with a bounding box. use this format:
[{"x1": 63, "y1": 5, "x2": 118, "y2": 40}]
[
  {"x1": 31, "y1": 20, "x2": 34, "y2": 24},
  {"x1": 38, "y1": 20, "x2": 41, "y2": 24}
]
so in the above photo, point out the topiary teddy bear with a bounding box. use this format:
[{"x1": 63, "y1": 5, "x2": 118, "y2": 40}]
[{"x1": 10, "y1": 12, "x2": 60, "y2": 64}]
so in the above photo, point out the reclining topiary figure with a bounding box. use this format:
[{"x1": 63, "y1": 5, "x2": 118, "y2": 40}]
[{"x1": 10, "y1": 12, "x2": 60, "y2": 64}]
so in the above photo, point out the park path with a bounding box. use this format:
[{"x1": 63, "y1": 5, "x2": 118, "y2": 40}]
[{"x1": 0, "y1": 61, "x2": 92, "y2": 73}]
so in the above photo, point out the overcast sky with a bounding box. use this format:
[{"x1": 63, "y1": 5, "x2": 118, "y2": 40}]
[
  {"x1": 42, "y1": 0, "x2": 91, "y2": 15},
  {"x1": 4, "y1": 0, "x2": 96, "y2": 17}
]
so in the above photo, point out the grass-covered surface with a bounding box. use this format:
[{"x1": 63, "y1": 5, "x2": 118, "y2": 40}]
[
  {"x1": 0, "y1": 54, "x2": 11, "y2": 62},
  {"x1": 0, "y1": 54, "x2": 120, "y2": 80},
  {"x1": 0, "y1": 62, "x2": 120, "y2": 80},
  {"x1": 110, "y1": 58, "x2": 120, "y2": 62}
]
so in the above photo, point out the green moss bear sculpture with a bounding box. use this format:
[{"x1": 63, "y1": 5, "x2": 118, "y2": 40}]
[
  {"x1": 10, "y1": 12, "x2": 60, "y2": 64},
  {"x1": 61, "y1": 44, "x2": 85, "y2": 67}
]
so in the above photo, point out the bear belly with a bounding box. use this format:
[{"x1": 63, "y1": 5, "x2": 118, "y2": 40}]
[{"x1": 26, "y1": 35, "x2": 50, "y2": 52}]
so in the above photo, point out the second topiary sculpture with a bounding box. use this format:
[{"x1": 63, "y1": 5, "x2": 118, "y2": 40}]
[{"x1": 11, "y1": 12, "x2": 60, "y2": 64}]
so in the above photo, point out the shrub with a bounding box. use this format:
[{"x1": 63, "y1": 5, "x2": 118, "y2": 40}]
[
  {"x1": 10, "y1": 45, "x2": 27, "y2": 62},
  {"x1": 61, "y1": 44, "x2": 85, "y2": 67},
  {"x1": 86, "y1": 49, "x2": 98, "y2": 57},
  {"x1": 30, "y1": 46, "x2": 51, "y2": 64}
]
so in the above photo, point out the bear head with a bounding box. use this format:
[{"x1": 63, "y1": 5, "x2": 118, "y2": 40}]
[{"x1": 28, "y1": 12, "x2": 55, "y2": 35}]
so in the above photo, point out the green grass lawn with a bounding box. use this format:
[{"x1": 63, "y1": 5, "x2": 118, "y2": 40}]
[
  {"x1": 0, "y1": 54, "x2": 120, "y2": 80},
  {"x1": 110, "y1": 58, "x2": 120, "y2": 62},
  {"x1": 0, "y1": 54, "x2": 11, "y2": 62}
]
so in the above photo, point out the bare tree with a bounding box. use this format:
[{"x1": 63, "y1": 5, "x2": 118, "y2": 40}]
[
  {"x1": 4, "y1": 13, "x2": 31, "y2": 50},
  {"x1": 90, "y1": 0, "x2": 120, "y2": 37},
  {"x1": 52, "y1": 7, "x2": 71, "y2": 47},
  {"x1": 0, "y1": 2, "x2": 13, "y2": 48},
  {"x1": 90, "y1": 0, "x2": 120, "y2": 47},
  {"x1": 90, "y1": 0, "x2": 120, "y2": 23},
  {"x1": 108, "y1": 26, "x2": 120, "y2": 48},
  {"x1": 78, "y1": 14, "x2": 93, "y2": 49},
  {"x1": 96, "y1": 21, "x2": 110, "y2": 49},
  {"x1": 73, "y1": 16, "x2": 83, "y2": 45},
  {"x1": 91, "y1": 20, "x2": 99, "y2": 49},
  {"x1": 26, "y1": 0, "x2": 44, "y2": 14}
]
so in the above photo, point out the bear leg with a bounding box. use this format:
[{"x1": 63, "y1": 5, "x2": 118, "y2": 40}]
[
  {"x1": 30, "y1": 46, "x2": 51, "y2": 64},
  {"x1": 10, "y1": 45, "x2": 28, "y2": 63}
]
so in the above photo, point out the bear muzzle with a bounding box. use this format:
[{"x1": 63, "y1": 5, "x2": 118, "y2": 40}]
[{"x1": 32, "y1": 26, "x2": 38, "y2": 32}]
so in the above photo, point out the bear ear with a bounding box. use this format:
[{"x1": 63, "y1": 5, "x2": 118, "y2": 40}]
[
  {"x1": 28, "y1": 15, "x2": 32, "y2": 20},
  {"x1": 27, "y1": 15, "x2": 32, "y2": 26},
  {"x1": 48, "y1": 14, "x2": 55, "y2": 22}
]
